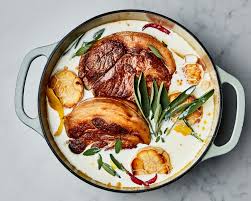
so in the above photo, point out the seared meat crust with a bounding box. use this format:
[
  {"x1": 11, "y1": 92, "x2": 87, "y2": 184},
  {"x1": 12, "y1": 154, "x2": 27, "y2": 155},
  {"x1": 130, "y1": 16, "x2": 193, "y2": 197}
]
[
  {"x1": 78, "y1": 31, "x2": 176, "y2": 100},
  {"x1": 64, "y1": 97, "x2": 150, "y2": 154}
]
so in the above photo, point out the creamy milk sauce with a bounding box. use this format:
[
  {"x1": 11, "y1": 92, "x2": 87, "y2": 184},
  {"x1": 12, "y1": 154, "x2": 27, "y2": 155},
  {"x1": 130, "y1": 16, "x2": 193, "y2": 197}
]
[{"x1": 47, "y1": 20, "x2": 215, "y2": 187}]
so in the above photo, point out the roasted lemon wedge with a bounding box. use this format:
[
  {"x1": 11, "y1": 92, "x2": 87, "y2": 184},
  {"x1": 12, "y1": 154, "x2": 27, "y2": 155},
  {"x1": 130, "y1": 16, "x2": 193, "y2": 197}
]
[
  {"x1": 131, "y1": 147, "x2": 172, "y2": 175},
  {"x1": 49, "y1": 67, "x2": 83, "y2": 108}
]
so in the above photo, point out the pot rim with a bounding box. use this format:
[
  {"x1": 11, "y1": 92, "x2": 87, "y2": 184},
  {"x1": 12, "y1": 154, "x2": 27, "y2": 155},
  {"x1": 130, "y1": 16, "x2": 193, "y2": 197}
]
[{"x1": 38, "y1": 9, "x2": 223, "y2": 193}]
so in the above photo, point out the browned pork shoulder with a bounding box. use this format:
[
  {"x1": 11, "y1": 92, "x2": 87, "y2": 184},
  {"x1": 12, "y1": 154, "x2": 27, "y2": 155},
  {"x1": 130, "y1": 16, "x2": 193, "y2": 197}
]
[
  {"x1": 78, "y1": 31, "x2": 176, "y2": 101},
  {"x1": 64, "y1": 97, "x2": 150, "y2": 154}
]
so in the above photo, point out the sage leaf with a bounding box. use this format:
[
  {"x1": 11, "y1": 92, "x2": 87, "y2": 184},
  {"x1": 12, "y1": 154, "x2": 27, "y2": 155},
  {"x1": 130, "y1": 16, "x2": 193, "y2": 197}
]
[
  {"x1": 165, "y1": 119, "x2": 178, "y2": 135},
  {"x1": 83, "y1": 147, "x2": 100, "y2": 156},
  {"x1": 150, "y1": 80, "x2": 159, "y2": 116},
  {"x1": 168, "y1": 85, "x2": 196, "y2": 110},
  {"x1": 153, "y1": 82, "x2": 164, "y2": 123},
  {"x1": 183, "y1": 119, "x2": 204, "y2": 142},
  {"x1": 133, "y1": 75, "x2": 144, "y2": 117},
  {"x1": 138, "y1": 72, "x2": 150, "y2": 118},
  {"x1": 72, "y1": 42, "x2": 93, "y2": 57},
  {"x1": 160, "y1": 84, "x2": 169, "y2": 110},
  {"x1": 148, "y1": 45, "x2": 163, "y2": 59},
  {"x1": 102, "y1": 162, "x2": 120, "y2": 178},
  {"x1": 155, "y1": 85, "x2": 195, "y2": 134},
  {"x1": 154, "y1": 104, "x2": 162, "y2": 124},
  {"x1": 93, "y1": 28, "x2": 105, "y2": 40},
  {"x1": 155, "y1": 136, "x2": 160, "y2": 142},
  {"x1": 168, "y1": 103, "x2": 192, "y2": 118},
  {"x1": 97, "y1": 154, "x2": 103, "y2": 170},
  {"x1": 191, "y1": 132, "x2": 204, "y2": 142},
  {"x1": 134, "y1": 76, "x2": 150, "y2": 128},
  {"x1": 137, "y1": 73, "x2": 142, "y2": 105},
  {"x1": 115, "y1": 139, "x2": 122, "y2": 154},
  {"x1": 179, "y1": 89, "x2": 214, "y2": 120},
  {"x1": 72, "y1": 28, "x2": 105, "y2": 58},
  {"x1": 110, "y1": 154, "x2": 125, "y2": 171}
]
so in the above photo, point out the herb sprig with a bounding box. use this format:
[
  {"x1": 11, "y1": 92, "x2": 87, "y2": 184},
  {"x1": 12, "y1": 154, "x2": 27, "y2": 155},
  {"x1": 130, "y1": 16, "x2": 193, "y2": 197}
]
[
  {"x1": 83, "y1": 147, "x2": 100, "y2": 156},
  {"x1": 115, "y1": 139, "x2": 122, "y2": 154},
  {"x1": 97, "y1": 154, "x2": 120, "y2": 178},
  {"x1": 72, "y1": 28, "x2": 105, "y2": 58},
  {"x1": 165, "y1": 89, "x2": 214, "y2": 137},
  {"x1": 148, "y1": 45, "x2": 163, "y2": 60},
  {"x1": 133, "y1": 73, "x2": 214, "y2": 142}
]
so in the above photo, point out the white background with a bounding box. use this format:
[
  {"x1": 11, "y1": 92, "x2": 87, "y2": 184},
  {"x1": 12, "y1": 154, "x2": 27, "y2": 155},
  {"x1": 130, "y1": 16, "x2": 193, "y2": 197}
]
[{"x1": 0, "y1": 0, "x2": 250, "y2": 201}]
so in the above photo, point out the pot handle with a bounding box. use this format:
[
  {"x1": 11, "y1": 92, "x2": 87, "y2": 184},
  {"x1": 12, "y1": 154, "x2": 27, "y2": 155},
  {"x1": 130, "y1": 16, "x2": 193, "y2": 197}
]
[
  {"x1": 202, "y1": 66, "x2": 245, "y2": 161},
  {"x1": 15, "y1": 43, "x2": 57, "y2": 137}
]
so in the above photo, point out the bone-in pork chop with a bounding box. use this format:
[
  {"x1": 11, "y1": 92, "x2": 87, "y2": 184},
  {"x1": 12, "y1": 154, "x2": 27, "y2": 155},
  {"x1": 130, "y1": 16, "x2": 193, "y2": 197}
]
[{"x1": 78, "y1": 31, "x2": 176, "y2": 100}]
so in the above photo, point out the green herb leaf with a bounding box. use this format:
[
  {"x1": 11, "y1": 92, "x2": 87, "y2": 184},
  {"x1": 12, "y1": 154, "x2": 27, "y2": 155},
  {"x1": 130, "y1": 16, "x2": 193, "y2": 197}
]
[
  {"x1": 110, "y1": 154, "x2": 125, "y2": 171},
  {"x1": 72, "y1": 42, "x2": 93, "y2": 58},
  {"x1": 183, "y1": 119, "x2": 204, "y2": 142},
  {"x1": 115, "y1": 139, "x2": 122, "y2": 154},
  {"x1": 137, "y1": 73, "x2": 142, "y2": 105},
  {"x1": 155, "y1": 86, "x2": 196, "y2": 135},
  {"x1": 102, "y1": 162, "x2": 120, "y2": 178},
  {"x1": 168, "y1": 103, "x2": 192, "y2": 118},
  {"x1": 179, "y1": 89, "x2": 214, "y2": 120},
  {"x1": 133, "y1": 75, "x2": 153, "y2": 135},
  {"x1": 164, "y1": 128, "x2": 171, "y2": 135},
  {"x1": 93, "y1": 28, "x2": 105, "y2": 40},
  {"x1": 153, "y1": 82, "x2": 165, "y2": 124},
  {"x1": 165, "y1": 119, "x2": 178, "y2": 135},
  {"x1": 160, "y1": 84, "x2": 169, "y2": 110},
  {"x1": 168, "y1": 85, "x2": 196, "y2": 111},
  {"x1": 72, "y1": 28, "x2": 105, "y2": 58},
  {"x1": 148, "y1": 45, "x2": 163, "y2": 59},
  {"x1": 83, "y1": 147, "x2": 100, "y2": 156},
  {"x1": 191, "y1": 132, "x2": 204, "y2": 142},
  {"x1": 155, "y1": 136, "x2": 160, "y2": 142},
  {"x1": 154, "y1": 104, "x2": 162, "y2": 124},
  {"x1": 138, "y1": 72, "x2": 150, "y2": 118},
  {"x1": 161, "y1": 137, "x2": 165, "y2": 143},
  {"x1": 133, "y1": 75, "x2": 144, "y2": 117},
  {"x1": 97, "y1": 154, "x2": 103, "y2": 170},
  {"x1": 150, "y1": 80, "x2": 159, "y2": 116}
]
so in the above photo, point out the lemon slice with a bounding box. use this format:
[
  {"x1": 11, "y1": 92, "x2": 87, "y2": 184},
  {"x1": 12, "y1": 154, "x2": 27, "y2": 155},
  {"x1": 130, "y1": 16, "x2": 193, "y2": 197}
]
[
  {"x1": 46, "y1": 87, "x2": 64, "y2": 136},
  {"x1": 174, "y1": 121, "x2": 192, "y2": 136}
]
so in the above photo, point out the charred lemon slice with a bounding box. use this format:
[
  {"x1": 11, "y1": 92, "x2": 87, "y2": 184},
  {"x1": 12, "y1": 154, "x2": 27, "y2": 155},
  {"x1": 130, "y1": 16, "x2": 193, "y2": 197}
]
[
  {"x1": 49, "y1": 67, "x2": 83, "y2": 108},
  {"x1": 169, "y1": 92, "x2": 203, "y2": 124},
  {"x1": 131, "y1": 147, "x2": 172, "y2": 175},
  {"x1": 183, "y1": 63, "x2": 203, "y2": 85},
  {"x1": 46, "y1": 88, "x2": 64, "y2": 136},
  {"x1": 174, "y1": 121, "x2": 192, "y2": 136}
]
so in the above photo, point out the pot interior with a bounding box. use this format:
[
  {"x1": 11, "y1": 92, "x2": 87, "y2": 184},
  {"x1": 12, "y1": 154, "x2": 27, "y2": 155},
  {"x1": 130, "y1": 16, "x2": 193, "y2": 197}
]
[{"x1": 39, "y1": 10, "x2": 221, "y2": 192}]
